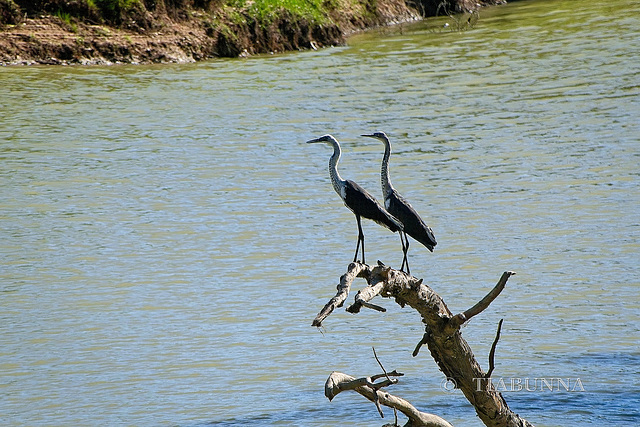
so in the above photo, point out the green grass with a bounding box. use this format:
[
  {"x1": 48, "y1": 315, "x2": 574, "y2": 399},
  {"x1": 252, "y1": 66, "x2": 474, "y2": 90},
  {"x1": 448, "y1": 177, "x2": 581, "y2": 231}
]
[
  {"x1": 54, "y1": 9, "x2": 79, "y2": 32},
  {"x1": 226, "y1": 0, "x2": 329, "y2": 24}
]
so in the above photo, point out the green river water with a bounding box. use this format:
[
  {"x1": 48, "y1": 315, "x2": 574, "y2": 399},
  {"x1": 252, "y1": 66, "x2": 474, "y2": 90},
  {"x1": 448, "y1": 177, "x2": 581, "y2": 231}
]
[{"x1": 1, "y1": 0, "x2": 639, "y2": 425}]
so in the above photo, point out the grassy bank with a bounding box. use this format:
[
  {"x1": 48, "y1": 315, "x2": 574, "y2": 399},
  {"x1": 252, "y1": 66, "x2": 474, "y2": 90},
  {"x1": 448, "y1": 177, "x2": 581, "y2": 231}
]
[{"x1": 0, "y1": 0, "x2": 503, "y2": 64}]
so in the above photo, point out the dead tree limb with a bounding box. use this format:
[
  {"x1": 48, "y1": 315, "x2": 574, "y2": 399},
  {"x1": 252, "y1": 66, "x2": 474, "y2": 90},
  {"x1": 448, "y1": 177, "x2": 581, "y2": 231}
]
[
  {"x1": 486, "y1": 319, "x2": 504, "y2": 378},
  {"x1": 449, "y1": 271, "x2": 515, "y2": 329},
  {"x1": 314, "y1": 264, "x2": 534, "y2": 427},
  {"x1": 312, "y1": 262, "x2": 371, "y2": 327},
  {"x1": 324, "y1": 371, "x2": 454, "y2": 427}
]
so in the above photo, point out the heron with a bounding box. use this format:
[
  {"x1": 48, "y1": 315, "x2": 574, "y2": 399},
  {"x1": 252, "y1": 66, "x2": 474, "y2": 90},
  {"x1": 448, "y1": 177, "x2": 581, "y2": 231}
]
[
  {"x1": 306, "y1": 134, "x2": 403, "y2": 264},
  {"x1": 361, "y1": 131, "x2": 437, "y2": 274}
]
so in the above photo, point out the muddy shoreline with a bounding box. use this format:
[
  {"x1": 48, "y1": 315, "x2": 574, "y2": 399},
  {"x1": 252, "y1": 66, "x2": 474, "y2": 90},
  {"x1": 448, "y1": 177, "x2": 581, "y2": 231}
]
[{"x1": 0, "y1": 1, "x2": 502, "y2": 66}]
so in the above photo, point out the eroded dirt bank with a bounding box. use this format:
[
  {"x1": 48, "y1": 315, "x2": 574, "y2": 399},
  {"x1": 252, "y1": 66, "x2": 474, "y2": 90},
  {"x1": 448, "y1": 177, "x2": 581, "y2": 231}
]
[{"x1": 0, "y1": 0, "x2": 503, "y2": 65}]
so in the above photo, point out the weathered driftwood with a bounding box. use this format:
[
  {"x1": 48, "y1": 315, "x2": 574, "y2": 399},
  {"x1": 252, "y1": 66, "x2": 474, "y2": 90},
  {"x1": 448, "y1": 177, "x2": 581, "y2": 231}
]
[
  {"x1": 313, "y1": 261, "x2": 534, "y2": 427},
  {"x1": 325, "y1": 371, "x2": 454, "y2": 427}
]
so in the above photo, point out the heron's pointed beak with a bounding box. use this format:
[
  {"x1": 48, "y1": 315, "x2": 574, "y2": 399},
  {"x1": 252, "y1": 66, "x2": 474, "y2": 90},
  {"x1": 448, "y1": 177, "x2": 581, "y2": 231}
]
[
  {"x1": 306, "y1": 134, "x2": 336, "y2": 145},
  {"x1": 361, "y1": 134, "x2": 376, "y2": 138}
]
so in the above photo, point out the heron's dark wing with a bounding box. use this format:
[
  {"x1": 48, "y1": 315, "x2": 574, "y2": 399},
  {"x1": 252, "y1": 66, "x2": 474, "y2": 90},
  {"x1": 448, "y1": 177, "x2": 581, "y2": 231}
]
[
  {"x1": 387, "y1": 191, "x2": 437, "y2": 251},
  {"x1": 344, "y1": 180, "x2": 402, "y2": 232}
]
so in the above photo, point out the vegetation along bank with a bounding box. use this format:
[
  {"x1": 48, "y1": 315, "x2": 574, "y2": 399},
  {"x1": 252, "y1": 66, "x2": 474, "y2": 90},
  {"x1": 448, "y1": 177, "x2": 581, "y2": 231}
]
[{"x1": 0, "y1": 0, "x2": 505, "y2": 65}]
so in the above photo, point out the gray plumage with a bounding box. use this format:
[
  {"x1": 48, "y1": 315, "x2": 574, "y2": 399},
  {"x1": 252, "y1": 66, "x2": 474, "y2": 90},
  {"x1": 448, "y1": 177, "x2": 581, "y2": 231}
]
[
  {"x1": 362, "y1": 131, "x2": 437, "y2": 274},
  {"x1": 307, "y1": 134, "x2": 403, "y2": 264}
]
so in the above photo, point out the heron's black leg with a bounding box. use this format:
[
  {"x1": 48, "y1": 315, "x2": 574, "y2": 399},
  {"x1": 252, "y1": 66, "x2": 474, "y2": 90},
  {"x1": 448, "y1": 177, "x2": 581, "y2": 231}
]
[
  {"x1": 403, "y1": 232, "x2": 411, "y2": 275},
  {"x1": 399, "y1": 233, "x2": 407, "y2": 272},
  {"x1": 354, "y1": 215, "x2": 365, "y2": 263}
]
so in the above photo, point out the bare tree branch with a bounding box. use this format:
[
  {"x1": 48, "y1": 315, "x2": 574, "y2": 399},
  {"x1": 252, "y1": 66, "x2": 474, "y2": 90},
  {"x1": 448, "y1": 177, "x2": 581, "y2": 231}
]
[
  {"x1": 313, "y1": 263, "x2": 533, "y2": 427},
  {"x1": 312, "y1": 262, "x2": 370, "y2": 327},
  {"x1": 347, "y1": 265, "x2": 391, "y2": 314},
  {"x1": 324, "y1": 371, "x2": 454, "y2": 427},
  {"x1": 413, "y1": 331, "x2": 429, "y2": 357},
  {"x1": 486, "y1": 319, "x2": 504, "y2": 378},
  {"x1": 449, "y1": 271, "x2": 516, "y2": 329}
]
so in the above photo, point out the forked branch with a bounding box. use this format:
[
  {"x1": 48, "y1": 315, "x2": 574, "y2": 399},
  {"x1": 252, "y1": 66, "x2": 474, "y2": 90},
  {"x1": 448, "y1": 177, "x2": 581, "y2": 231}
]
[
  {"x1": 449, "y1": 271, "x2": 515, "y2": 329},
  {"x1": 311, "y1": 262, "x2": 371, "y2": 327},
  {"x1": 313, "y1": 263, "x2": 533, "y2": 427},
  {"x1": 324, "y1": 371, "x2": 453, "y2": 427}
]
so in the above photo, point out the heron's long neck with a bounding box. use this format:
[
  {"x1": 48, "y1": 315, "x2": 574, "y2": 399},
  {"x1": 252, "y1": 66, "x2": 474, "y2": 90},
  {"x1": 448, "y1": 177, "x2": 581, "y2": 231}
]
[
  {"x1": 328, "y1": 141, "x2": 346, "y2": 196},
  {"x1": 381, "y1": 138, "x2": 394, "y2": 198}
]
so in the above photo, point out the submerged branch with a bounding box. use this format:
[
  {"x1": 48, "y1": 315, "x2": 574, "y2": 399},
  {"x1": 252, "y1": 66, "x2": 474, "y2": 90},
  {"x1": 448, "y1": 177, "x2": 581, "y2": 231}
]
[{"x1": 324, "y1": 371, "x2": 453, "y2": 427}]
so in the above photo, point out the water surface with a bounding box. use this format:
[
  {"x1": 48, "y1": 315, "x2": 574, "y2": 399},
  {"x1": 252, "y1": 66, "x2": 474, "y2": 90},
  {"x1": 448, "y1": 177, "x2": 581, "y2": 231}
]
[{"x1": 1, "y1": 0, "x2": 639, "y2": 425}]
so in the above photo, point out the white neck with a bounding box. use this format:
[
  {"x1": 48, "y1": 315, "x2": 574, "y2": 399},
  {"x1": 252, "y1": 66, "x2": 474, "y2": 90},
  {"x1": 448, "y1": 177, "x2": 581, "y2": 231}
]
[{"x1": 326, "y1": 137, "x2": 347, "y2": 197}]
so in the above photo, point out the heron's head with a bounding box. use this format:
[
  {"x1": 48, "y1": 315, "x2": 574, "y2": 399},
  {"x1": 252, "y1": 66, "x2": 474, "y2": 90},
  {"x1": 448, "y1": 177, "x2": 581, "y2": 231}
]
[
  {"x1": 361, "y1": 131, "x2": 389, "y2": 142},
  {"x1": 306, "y1": 134, "x2": 339, "y2": 145}
]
